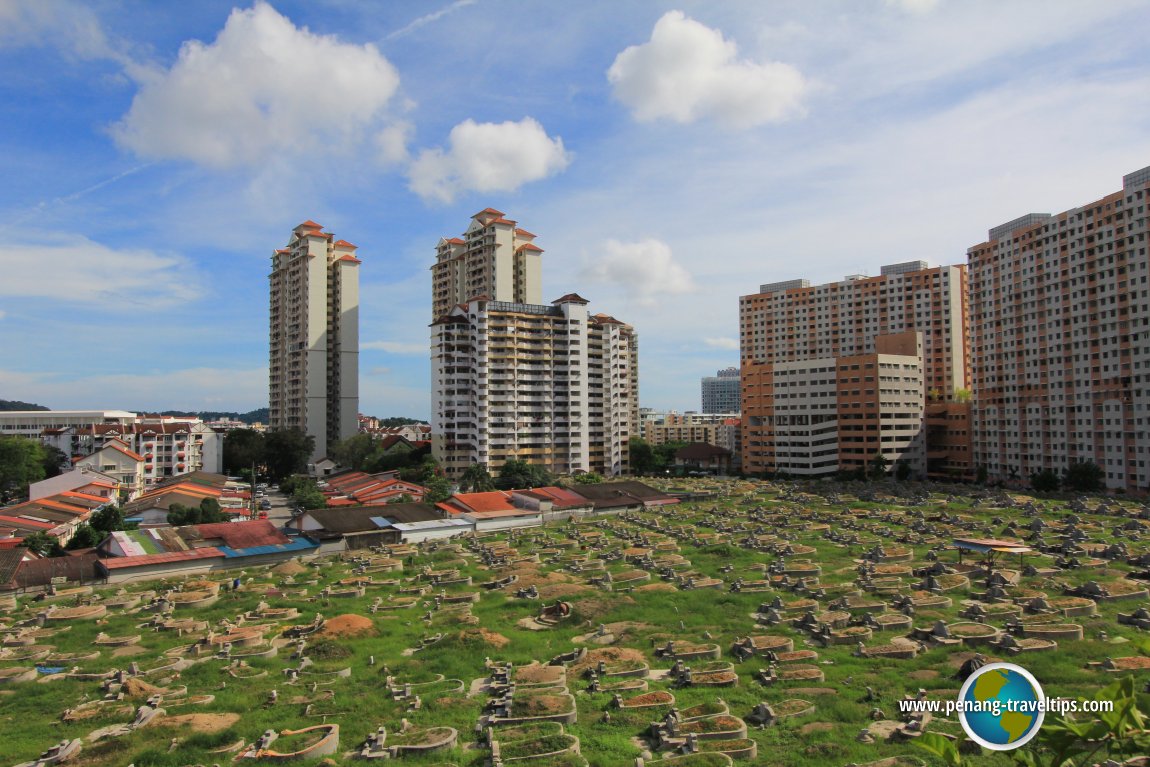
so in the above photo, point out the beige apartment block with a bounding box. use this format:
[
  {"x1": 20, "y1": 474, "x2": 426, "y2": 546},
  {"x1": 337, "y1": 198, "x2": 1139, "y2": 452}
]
[
  {"x1": 269, "y1": 220, "x2": 360, "y2": 459},
  {"x1": 431, "y1": 212, "x2": 637, "y2": 479},
  {"x1": 432, "y1": 208, "x2": 543, "y2": 321},
  {"x1": 968, "y1": 166, "x2": 1150, "y2": 491}
]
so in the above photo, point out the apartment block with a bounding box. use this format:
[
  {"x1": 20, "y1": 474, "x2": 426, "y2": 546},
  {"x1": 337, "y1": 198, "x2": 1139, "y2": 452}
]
[
  {"x1": 701, "y1": 367, "x2": 740, "y2": 413},
  {"x1": 747, "y1": 332, "x2": 926, "y2": 476},
  {"x1": 740, "y1": 261, "x2": 968, "y2": 478},
  {"x1": 0, "y1": 411, "x2": 222, "y2": 490},
  {"x1": 431, "y1": 211, "x2": 638, "y2": 479},
  {"x1": 432, "y1": 208, "x2": 543, "y2": 320},
  {"x1": 432, "y1": 295, "x2": 638, "y2": 478},
  {"x1": 968, "y1": 166, "x2": 1150, "y2": 491},
  {"x1": 269, "y1": 220, "x2": 360, "y2": 459}
]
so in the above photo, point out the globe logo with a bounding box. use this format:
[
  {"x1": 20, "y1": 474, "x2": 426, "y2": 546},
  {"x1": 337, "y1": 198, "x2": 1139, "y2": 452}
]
[{"x1": 958, "y1": 662, "x2": 1045, "y2": 750}]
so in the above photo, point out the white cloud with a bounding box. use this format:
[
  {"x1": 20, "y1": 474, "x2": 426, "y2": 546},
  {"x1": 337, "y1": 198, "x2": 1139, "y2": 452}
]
[
  {"x1": 0, "y1": 233, "x2": 198, "y2": 308},
  {"x1": 363, "y1": 340, "x2": 427, "y2": 355},
  {"x1": 704, "y1": 337, "x2": 739, "y2": 350},
  {"x1": 0, "y1": 309, "x2": 7, "y2": 320},
  {"x1": 407, "y1": 117, "x2": 571, "y2": 203},
  {"x1": 581, "y1": 239, "x2": 694, "y2": 307},
  {"x1": 112, "y1": 2, "x2": 401, "y2": 169},
  {"x1": 884, "y1": 0, "x2": 941, "y2": 14},
  {"x1": 376, "y1": 121, "x2": 413, "y2": 166},
  {"x1": 0, "y1": 0, "x2": 124, "y2": 62},
  {"x1": 608, "y1": 11, "x2": 807, "y2": 129}
]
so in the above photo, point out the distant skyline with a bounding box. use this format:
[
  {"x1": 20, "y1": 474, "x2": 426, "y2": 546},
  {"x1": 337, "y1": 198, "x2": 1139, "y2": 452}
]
[{"x1": 2, "y1": 0, "x2": 1149, "y2": 419}]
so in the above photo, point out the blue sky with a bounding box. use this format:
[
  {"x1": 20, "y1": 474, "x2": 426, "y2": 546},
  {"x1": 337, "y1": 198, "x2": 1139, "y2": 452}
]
[{"x1": 2, "y1": 0, "x2": 1150, "y2": 419}]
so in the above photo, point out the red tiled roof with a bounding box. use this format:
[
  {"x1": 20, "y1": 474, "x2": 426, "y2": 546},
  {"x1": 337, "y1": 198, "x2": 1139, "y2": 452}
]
[
  {"x1": 591, "y1": 313, "x2": 627, "y2": 325},
  {"x1": 517, "y1": 486, "x2": 586, "y2": 508},
  {"x1": 516, "y1": 243, "x2": 543, "y2": 253},
  {"x1": 514, "y1": 228, "x2": 536, "y2": 238},
  {"x1": 444, "y1": 491, "x2": 515, "y2": 515},
  {"x1": 472, "y1": 207, "x2": 505, "y2": 218},
  {"x1": 552, "y1": 293, "x2": 589, "y2": 305},
  {"x1": 0, "y1": 515, "x2": 53, "y2": 530},
  {"x1": 490, "y1": 217, "x2": 518, "y2": 226},
  {"x1": 333, "y1": 239, "x2": 358, "y2": 249},
  {"x1": 443, "y1": 237, "x2": 465, "y2": 245},
  {"x1": 101, "y1": 547, "x2": 224, "y2": 570},
  {"x1": 187, "y1": 520, "x2": 290, "y2": 549},
  {"x1": 298, "y1": 220, "x2": 323, "y2": 229}
]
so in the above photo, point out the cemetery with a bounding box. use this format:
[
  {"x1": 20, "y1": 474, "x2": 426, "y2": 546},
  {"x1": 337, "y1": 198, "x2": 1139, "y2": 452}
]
[{"x1": 2, "y1": 478, "x2": 1150, "y2": 766}]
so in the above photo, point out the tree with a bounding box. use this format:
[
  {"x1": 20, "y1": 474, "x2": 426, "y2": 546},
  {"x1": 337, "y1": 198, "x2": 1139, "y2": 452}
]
[
  {"x1": 653, "y1": 441, "x2": 689, "y2": 474},
  {"x1": 1031, "y1": 468, "x2": 1061, "y2": 493},
  {"x1": 263, "y1": 429, "x2": 315, "y2": 482},
  {"x1": 39, "y1": 445, "x2": 66, "y2": 479},
  {"x1": 89, "y1": 504, "x2": 129, "y2": 535},
  {"x1": 223, "y1": 429, "x2": 266, "y2": 476},
  {"x1": 975, "y1": 464, "x2": 988, "y2": 485},
  {"x1": 629, "y1": 438, "x2": 656, "y2": 475},
  {"x1": 868, "y1": 452, "x2": 889, "y2": 480},
  {"x1": 1063, "y1": 460, "x2": 1104, "y2": 493},
  {"x1": 0, "y1": 436, "x2": 50, "y2": 502},
  {"x1": 496, "y1": 459, "x2": 553, "y2": 490},
  {"x1": 953, "y1": 388, "x2": 972, "y2": 403},
  {"x1": 167, "y1": 497, "x2": 227, "y2": 526},
  {"x1": 19, "y1": 531, "x2": 63, "y2": 557},
  {"x1": 459, "y1": 463, "x2": 495, "y2": 493},
  {"x1": 65, "y1": 524, "x2": 101, "y2": 550},
  {"x1": 895, "y1": 461, "x2": 912, "y2": 482},
  {"x1": 291, "y1": 479, "x2": 327, "y2": 510},
  {"x1": 423, "y1": 476, "x2": 453, "y2": 504},
  {"x1": 329, "y1": 433, "x2": 376, "y2": 472},
  {"x1": 400, "y1": 456, "x2": 440, "y2": 484},
  {"x1": 574, "y1": 472, "x2": 604, "y2": 485}
]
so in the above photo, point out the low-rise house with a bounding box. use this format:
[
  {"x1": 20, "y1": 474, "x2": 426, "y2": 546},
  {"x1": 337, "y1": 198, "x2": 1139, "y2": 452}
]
[
  {"x1": 294, "y1": 502, "x2": 468, "y2": 552},
  {"x1": 30, "y1": 467, "x2": 123, "y2": 503},
  {"x1": 96, "y1": 520, "x2": 317, "y2": 583},
  {"x1": 510, "y1": 486, "x2": 593, "y2": 521},
  {"x1": 673, "y1": 443, "x2": 734, "y2": 475},
  {"x1": 437, "y1": 491, "x2": 543, "y2": 532},
  {"x1": 321, "y1": 471, "x2": 427, "y2": 505},
  {"x1": 562, "y1": 480, "x2": 680, "y2": 514}
]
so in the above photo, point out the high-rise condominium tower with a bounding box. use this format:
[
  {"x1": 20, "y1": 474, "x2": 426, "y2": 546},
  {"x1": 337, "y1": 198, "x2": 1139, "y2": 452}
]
[
  {"x1": 431, "y1": 210, "x2": 638, "y2": 478},
  {"x1": 269, "y1": 220, "x2": 360, "y2": 459},
  {"x1": 968, "y1": 166, "x2": 1150, "y2": 491}
]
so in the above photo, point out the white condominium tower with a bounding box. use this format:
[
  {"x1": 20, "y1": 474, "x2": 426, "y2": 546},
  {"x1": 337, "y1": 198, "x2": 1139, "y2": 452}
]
[
  {"x1": 431, "y1": 210, "x2": 638, "y2": 478},
  {"x1": 269, "y1": 220, "x2": 360, "y2": 459}
]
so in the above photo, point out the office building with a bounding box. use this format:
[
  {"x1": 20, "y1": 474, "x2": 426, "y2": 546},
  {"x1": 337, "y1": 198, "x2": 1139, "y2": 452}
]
[
  {"x1": 268, "y1": 220, "x2": 360, "y2": 459},
  {"x1": 968, "y1": 166, "x2": 1150, "y2": 491},
  {"x1": 701, "y1": 367, "x2": 740, "y2": 413}
]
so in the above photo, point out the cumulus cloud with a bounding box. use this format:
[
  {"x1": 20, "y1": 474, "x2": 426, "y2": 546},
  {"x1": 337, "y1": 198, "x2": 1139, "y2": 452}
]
[
  {"x1": 582, "y1": 239, "x2": 695, "y2": 307},
  {"x1": 376, "y1": 121, "x2": 413, "y2": 166},
  {"x1": 704, "y1": 337, "x2": 739, "y2": 350},
  {"x1": 608, "y1": 11, "x2": 807, "y2": 128},
  {"x1": 363, "y1": 340, "x2": 427, "y2": 354},
  {"x1": 407, "y1": 117, "x2": 571, "y2": 203},
  {"x1": 0, "y1": 233, "x2": 198, "y2": 307},
  {"x1": 112, "y1": 2, "x2": 401, "y2": 168}
]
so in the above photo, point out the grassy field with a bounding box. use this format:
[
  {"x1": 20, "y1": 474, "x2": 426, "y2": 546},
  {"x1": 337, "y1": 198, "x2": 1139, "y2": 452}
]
[{"x1": 1, "y1": 477, "x2": 1147, "y2": 766}]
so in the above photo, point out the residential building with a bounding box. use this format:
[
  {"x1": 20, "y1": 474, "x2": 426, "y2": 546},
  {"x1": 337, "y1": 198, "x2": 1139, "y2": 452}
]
[
  {"x1": 9, "y1": 411, "x2": 222, "y2": 488},
  {"x1": 701, "y1": 367, "x2": 740, "y2": 413},
  {"x1": 968, "y1": 166, "x2": 1150, "y2": 491},
  {"x1": 750, "y1": 332, "x2": 927, "y2": 476},
  {"x1": 431, "y1": 208, "x2": 543, "y2": 320},
  {"x1": 740, "y1": 261, "x2": 969, "y2": 478},
  {"x1": 431, "y1": 211, "x2": 638, "y2": 478},
  {"x1": 269, "y1": 220, "x2": 360, "y2": 460}
]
